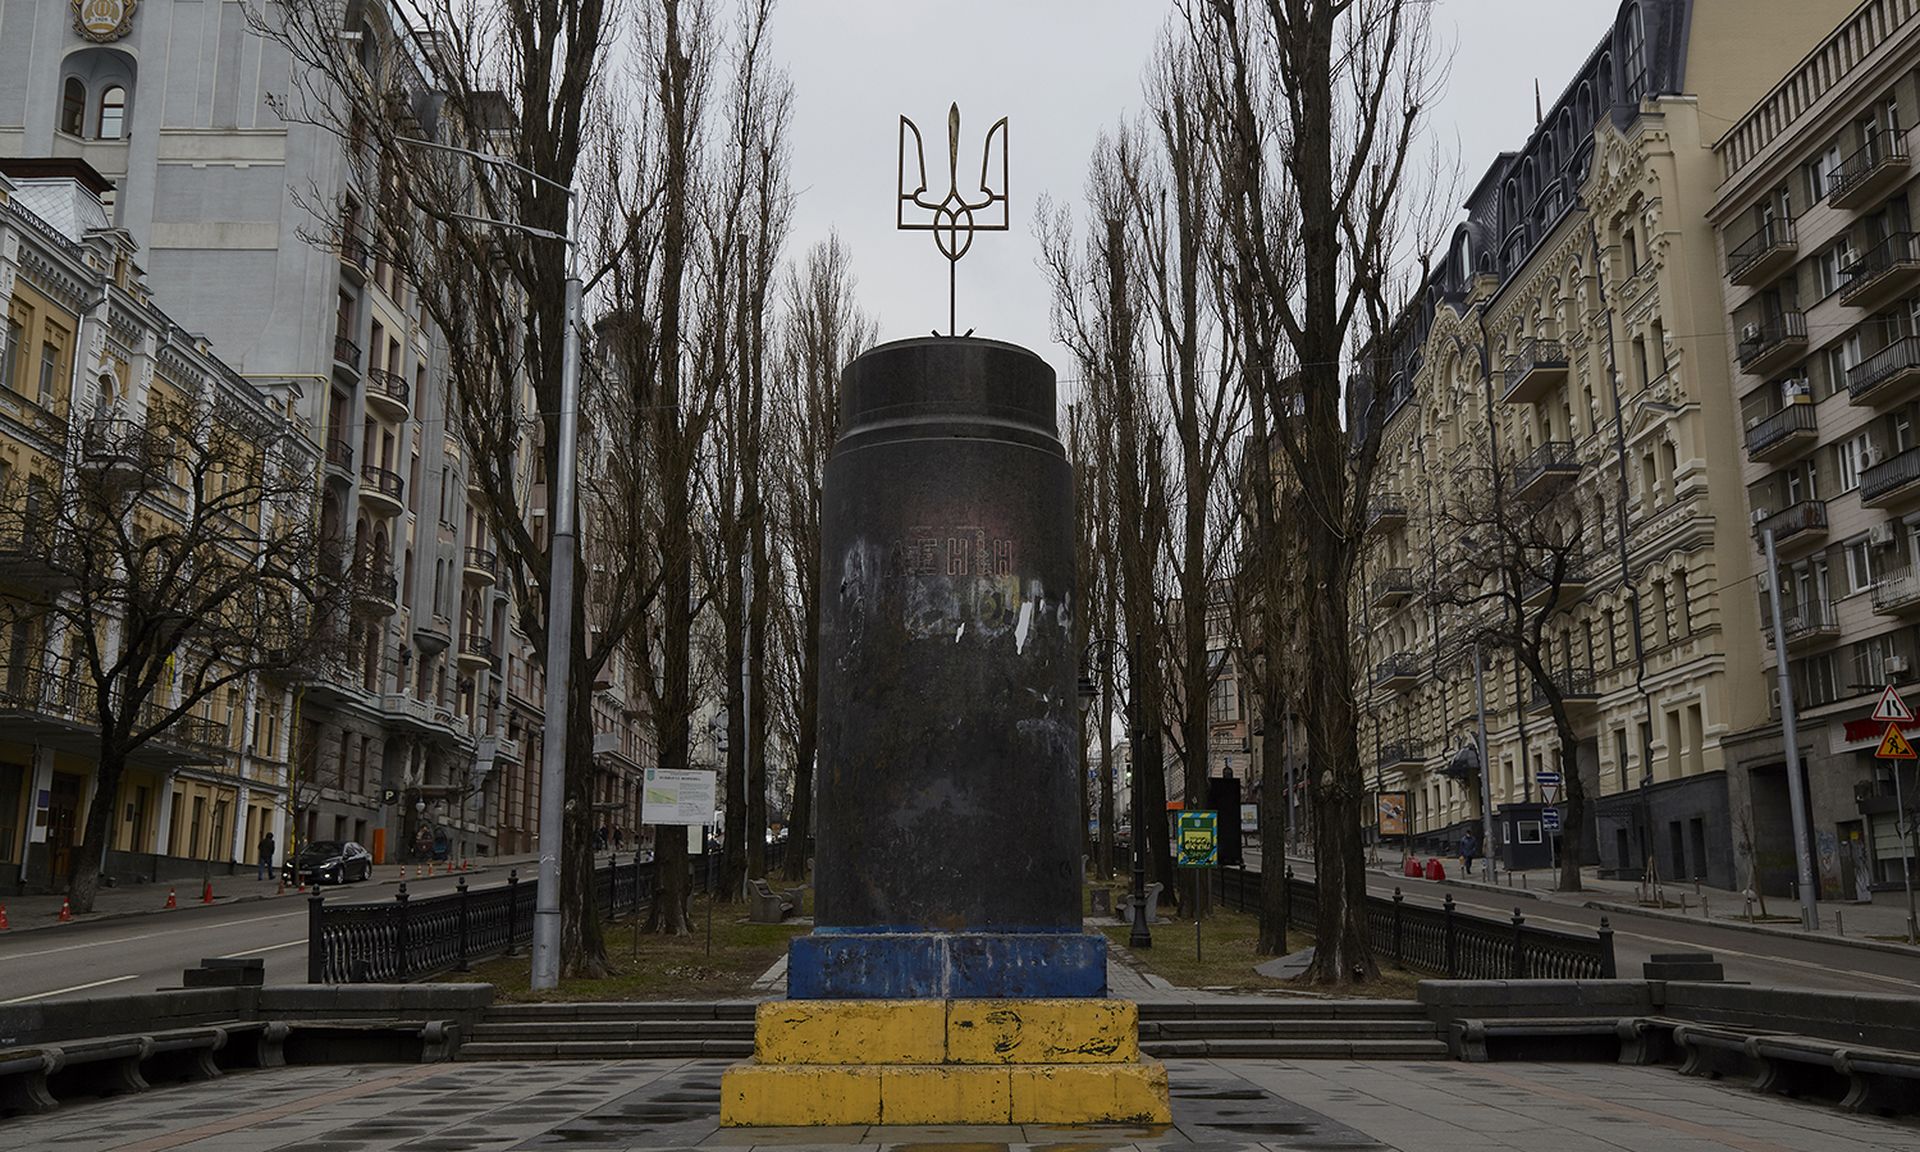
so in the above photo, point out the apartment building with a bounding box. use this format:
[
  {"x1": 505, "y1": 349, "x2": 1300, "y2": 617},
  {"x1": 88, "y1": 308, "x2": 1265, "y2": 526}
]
[
  {"x1": 0, "y1": 0, "x2": 653, "y2": 875},
  {"x1": 1359, "y1": 0, "x2": 1852, "y2": 888},
  {"x1": 1713, "y1": 0, "x2": 1920, "y2": 899},
  {"x1": 0, "y1": 162, "x2": 303, "y2": 888}
]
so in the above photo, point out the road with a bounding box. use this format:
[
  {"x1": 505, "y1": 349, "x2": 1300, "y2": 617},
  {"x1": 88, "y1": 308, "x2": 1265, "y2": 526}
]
[
  {"x1": 1251, "y1": 850, "x2": 1920, "y2": 995},
  {"x1": 0, "y1": 868, "x2": 506, "y2": 1006}
]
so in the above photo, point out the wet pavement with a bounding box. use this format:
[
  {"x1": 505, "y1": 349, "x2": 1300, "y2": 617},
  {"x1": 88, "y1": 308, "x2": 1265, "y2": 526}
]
[{"x1": 5, "y1": 1057, "x2": 1917, "y2": 1151}]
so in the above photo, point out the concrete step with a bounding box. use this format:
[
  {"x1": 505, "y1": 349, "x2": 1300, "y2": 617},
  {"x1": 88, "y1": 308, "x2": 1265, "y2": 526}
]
[
  {"x1": 1141, "y1": 1018, "x2": 1439, "y2": 1040},
  {"x1": 468, "y1": 1019, "x2": 755, "y2": 1041},
  {"x1": 455, "y1": 1038, "x2": 754, "y2": 1061},
  {"x1": 1143, "y1": 1037, "x2": 1450, "y2": 1060},
  {"x1": 479, "y1": 1001, "x2": 758, "y2": 1022},
  {"x1": 1137, "y1": 999, "x2": 1428, "y2": 1021}
]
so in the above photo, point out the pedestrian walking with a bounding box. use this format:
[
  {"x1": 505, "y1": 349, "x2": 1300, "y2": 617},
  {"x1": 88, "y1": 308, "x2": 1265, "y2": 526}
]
[
  {"x1": 613, "y1": 826, "x2": 624, "y2": 852},
  {"x1": 258, "y1": 830, "x2": 276, "y2": 882},
  {"x1": 1459, "y1": 830, "x2": 1479, "y2": 878}
]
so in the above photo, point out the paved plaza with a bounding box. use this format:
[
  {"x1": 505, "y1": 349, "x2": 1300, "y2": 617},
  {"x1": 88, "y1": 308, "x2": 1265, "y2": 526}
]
[{"x1": 6, "y1": 1057, "x2": 1916, "y2": 1152}]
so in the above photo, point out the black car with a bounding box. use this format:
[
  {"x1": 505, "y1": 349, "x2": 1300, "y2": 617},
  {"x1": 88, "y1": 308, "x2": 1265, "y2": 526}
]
[{"x1": 284, "y1": 840, "x2": 373, "y2": 885}]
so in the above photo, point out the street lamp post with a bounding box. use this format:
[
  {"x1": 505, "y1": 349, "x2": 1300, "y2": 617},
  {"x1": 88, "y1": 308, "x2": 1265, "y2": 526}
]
[{"x1": 395, "y1": 137, "x2": 578, "y2": 990}]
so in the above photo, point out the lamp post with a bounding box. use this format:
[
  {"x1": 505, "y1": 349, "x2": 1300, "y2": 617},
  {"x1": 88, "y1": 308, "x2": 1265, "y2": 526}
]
[
  {"x1": 1079, "y1": 634, "x2": 1151, "y2": 948},
  {"x1": 395, "y1": 136, "x2": 578, "y2": 990}
]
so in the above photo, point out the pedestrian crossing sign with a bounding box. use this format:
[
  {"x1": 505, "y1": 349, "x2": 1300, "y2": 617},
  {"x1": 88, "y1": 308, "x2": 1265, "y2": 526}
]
[{"x1": 1876, "y1": 722, "x2": 1917, "y2": 761}]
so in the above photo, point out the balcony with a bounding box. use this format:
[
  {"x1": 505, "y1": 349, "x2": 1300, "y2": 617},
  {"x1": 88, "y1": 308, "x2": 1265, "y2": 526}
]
[
  {"x1": 1367, "y1": 496, "x2": 1407, "y2": 536},
  {"x1": 338, "y1": 234, "x2": 370, "y2": 283},
  {"x1": 1726, "y1": 219, "x2": 1798, "y2": 286},
  {"x1": 1744, "y1": 403, "x2": 1818, "y2": 463},
  {"x1": 1828, "y1": 135, "x2": 1910, "y2": 210},
  {"x1": 365, "y1": 367, "x2": 410, "y2": 420},
  {"x1": 458, "y1": 632, "x2": 494, "y2": 672},
  {"x1": 1839, "y1": 232, "x2": 1920, "y2": 309},
  {"x1": 1371, "y1": 653, "x2": 1419, "y2": 693},
  {"x1": 1763, "y1": 599, "x2": 1841, "y2": 651},
  {"x1": 352, "y1": 564, "x2": 398, "y2": 615},
  {"x1": 463, "y1": 546, "x2": 498, "y2": 586},
  {"x1": 323, "y1": 437, "x2": 354, "y2": 484},
  {"x1": 1529, "y1": 666, "x2": 1599, "y2": 715},
  {"x1": 358, "y1": 464, "x2": 405, "y2": 517},
  {"x1": 1369, "y1": 567, "x2": 1416, "y2": 610},
  {"x1": 1501, "y1": 338, "x2": 1569, "y2": 404},
  {"x1": 1378, "y1": 741, "x2": 1424, "y2": 773},
  {"x1": 0, "y1": 515, "x2": 70, "y2": 591},
  {"x1": 1848, "y1": 335, "x2": 1920, "y2": 408},
  {"x1": 1861, "y1": 446, "x2": 1920, "y2": 509},
  {"x1": 1512, "y1": 440, "x2": 1579, "y2": 499},
  {"x1": 1736, "y1": 312, "x2": 1808, "y2": 378},
  {"x1": 1872, "y1": 572, "x2": 1920, "y2": 616},
  {"x1": 1751, "y1": 500, "x2": 1828, "y2": 557},
  {"x1": 1519, "y1": 560, "x2": 1591, "y2": 611},
  {"x1": 332, "y1": 333, "x2": 361, "y2": 375},
  {"x1": 79, "y1": 413, "x2": 152, "y2": 478}
]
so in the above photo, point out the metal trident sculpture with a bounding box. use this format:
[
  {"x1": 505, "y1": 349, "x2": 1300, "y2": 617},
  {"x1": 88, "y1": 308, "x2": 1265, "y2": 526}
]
[{"x1": 899, "y1": 103, "x2": 1008, "y2": 337}]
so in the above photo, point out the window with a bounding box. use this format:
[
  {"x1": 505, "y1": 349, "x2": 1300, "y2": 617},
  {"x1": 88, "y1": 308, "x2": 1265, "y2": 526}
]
[
  {"x1": 1838, "y1": 433, "x2": 1870, "y2": 493},
  {"x1": 0, "y1": 319, "x2": 19, "y2": 394},
  {"x1": 37, "y1": 343, "x2": 59, "y2": 410},
  {"x1": 1807, "y1": 144, "x2": 1843, "y2": 201},
  {"x1": 1818, "y1": 239, "x2": 1857, "y2": 297},
  {"x1": 1846, "y1": 536, "x2": 1879, "y2": 594},
  {"x1": 1897, "y1": 411, "x2": 1916, "y2": 455},
  {"x1": 1855, "y1": 634, "x2": 1894, "y2": 691},
  {"x1": 1603, "y1": 607, "x2": 1618, "y2": 666},
  {"x1": 1622, "y1": 4, "x2": 1646, "y2": 102},
  {"x1": 60, "y1": 77, "x2": 85, "y2": 136},
  {"x1": 96, "y1": 86, "x2": 126, "y2": 140},
  {"x1": 1518, "y1": 820, "x2": 1545, "y2": 845},
  {"x1": 1624, "y1": 227, "x2": 1640, "y2": 273}
]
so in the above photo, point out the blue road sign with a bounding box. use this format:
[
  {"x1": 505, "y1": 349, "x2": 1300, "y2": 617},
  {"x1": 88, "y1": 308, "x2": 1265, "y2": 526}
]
[{"x1": 1542, "y1": 806, "x2": 1561, "y2": 832}]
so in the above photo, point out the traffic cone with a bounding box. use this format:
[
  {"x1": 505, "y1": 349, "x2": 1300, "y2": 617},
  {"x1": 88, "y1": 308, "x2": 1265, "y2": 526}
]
[
  {"x1": 165, "y1": 887, "x2": 177, "y2": 910},
  {"x1": 462, "y1": 858, "x2": 470, "y2": 872},
  {"x1": 58, "y1": 898, "x2": 73, "y2": 922},
  {"x1": 1, "y1": 903, "x2": 11, "y2": 930},
  {"x1": 201, "y1": 878, "x2": 214, "y2": 904}
]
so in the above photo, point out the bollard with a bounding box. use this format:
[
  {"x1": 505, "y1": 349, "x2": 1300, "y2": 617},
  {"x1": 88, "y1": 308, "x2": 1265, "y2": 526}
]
[
  {"x1": 1836, "y1": 909, "x2": 1845, "y2": 937},
  {"x1": 1681, "y1": 894, "x2": 1689, "y2": 914},
  {"x1": 1703, "y1": 895, "x2": 1710, "y2": 920}
]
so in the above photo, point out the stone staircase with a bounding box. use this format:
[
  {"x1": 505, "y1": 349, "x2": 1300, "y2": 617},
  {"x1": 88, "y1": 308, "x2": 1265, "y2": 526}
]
[
  {"x1": 457, "y1": 999, "x2": 1448, "y2": 1062},
  {"x1": 456, "y1": 1002, "x2": 758, "y2": 1061},
  {"x1": 1138, "y1": 999, "x2": 1449, "y2": 1059}
]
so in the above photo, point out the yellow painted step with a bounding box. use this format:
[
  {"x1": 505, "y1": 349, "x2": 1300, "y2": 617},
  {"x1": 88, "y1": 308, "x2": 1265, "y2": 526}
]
[
  {"x1": 753, "y1": 999, "x2": 946, "y2": 1065},
  {"x1": 719, "y1": 1062, "x2": 882, "y2": 1126},
  {"x1": 1010, "y1": 1059, "x2": 1172, "y2": 1125},
  {"x1": 718, "y1": 1059, "x2": 1172, "y2": 1127},
  {"x1": 947, "y1": 998, "x2": 1138, "y2": 1064},
  {"x1": 878, "y1": 1064, "x2": 1012, "y2": 1125}
]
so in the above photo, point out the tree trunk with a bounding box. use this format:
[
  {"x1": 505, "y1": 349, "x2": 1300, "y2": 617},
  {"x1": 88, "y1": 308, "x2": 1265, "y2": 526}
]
[
  {"x1": 562, "y1": 661, "x2": 609, "y2": 976},
  {"x1": 1556, "y1": 713, "x2": 1585, "y2": 893},
  {"x1": 66, "y1": 746, "x2": 128, "y2": 914},
  {"x1": 1302, "y1": 525, "x2": 1376, "y2": 983},
  {"x1": 1257, "y1": 714, "x2": 1288, "y2": 954},
  {"x1": 783, "y1": 572, "x2": 818, "y2": 882},
  {"x1": 1097, "y1": 678, "x2": 1116, "y2": 881},
  {"x1": 747, "y1": 508, "x2": 770, "y2": 883},
  {"x1": 720, "y1": 540, "x2": 747, "y2": 901}
]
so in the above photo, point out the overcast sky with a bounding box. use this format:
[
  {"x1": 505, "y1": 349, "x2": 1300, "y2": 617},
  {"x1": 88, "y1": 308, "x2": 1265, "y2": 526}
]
[{"x1": 770, "y1": 0, "x2": 1621, "y2": 375}]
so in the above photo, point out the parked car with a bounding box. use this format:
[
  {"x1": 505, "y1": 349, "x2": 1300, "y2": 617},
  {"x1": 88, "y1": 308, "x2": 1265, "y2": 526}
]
[{"x1": 285, "y1": 840, "x2": 374, "y2": 885}]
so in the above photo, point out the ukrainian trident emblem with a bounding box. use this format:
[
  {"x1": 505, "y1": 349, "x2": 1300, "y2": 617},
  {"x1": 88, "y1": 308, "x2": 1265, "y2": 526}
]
[
  {"x1": 73, "y1": 0, "x2": 138, "y2": 43},
  {"x1": 898, "y1": 104, "x2": 1008, "y2": 337}
]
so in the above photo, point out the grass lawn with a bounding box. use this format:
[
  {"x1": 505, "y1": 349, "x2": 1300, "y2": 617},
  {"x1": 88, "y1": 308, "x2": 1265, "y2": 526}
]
[
  {"x1": 1096, "y1": 902, "x2": 1427, "y2": 999},
  {"x1": 456, "y1": 891, "x2": 807, "y2": 1002}
]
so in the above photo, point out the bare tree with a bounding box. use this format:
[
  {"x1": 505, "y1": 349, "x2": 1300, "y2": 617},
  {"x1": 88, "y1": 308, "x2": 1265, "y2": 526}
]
[
  {"x1": 0, "y1": 395, "x2": 338, "y2": 913},
  {"x1": 767, "y1": 235, "x2": 875, "y2": 883},
  {"x1": 1195, "y1": 0, "x2": 1445, "y2": 982}
]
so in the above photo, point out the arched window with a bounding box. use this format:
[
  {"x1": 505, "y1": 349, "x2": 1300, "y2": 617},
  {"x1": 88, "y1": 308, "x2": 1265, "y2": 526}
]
[
  {"x1": 97, "y1": 86, "x2": 126, "y2": 140},
  {"x1": 60, "y1": 77, "x2": 86, "y2": 136},
  {"x1": 1622, "y1": 5, "x2": 1646, "y2": 103}
]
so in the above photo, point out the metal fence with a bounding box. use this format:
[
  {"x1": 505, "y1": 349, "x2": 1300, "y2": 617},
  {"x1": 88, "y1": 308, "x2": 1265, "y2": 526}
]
[
  {"x1": 307, "y1": 851, "x2": 744, "y2": 983},
  {"x1": 1213, "y1": 864, "x2": 1616, "y2": 980}
]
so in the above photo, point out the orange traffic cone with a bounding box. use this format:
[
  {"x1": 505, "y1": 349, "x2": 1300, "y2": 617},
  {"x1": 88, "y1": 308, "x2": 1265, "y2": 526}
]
[
  {"x1": 462, "y1": 858, "x2": 470, "y2": 872},
  {"x1": 200, "y1": 879, "x2": 214, "y2": 904},
  {"x1": 165, "y1": 887, "x2": 177, "y2": 910},
  {"x1": 1, "y1": 902, "x2": 10, "y2": 930},
  {"x1": 57, "y1": 897, "x2": 73, "y2": 922}
]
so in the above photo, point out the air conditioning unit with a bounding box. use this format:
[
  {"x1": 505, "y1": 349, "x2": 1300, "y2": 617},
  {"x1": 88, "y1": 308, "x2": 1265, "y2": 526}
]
[
  {"x1": 1871, "y1": 522, "x2": 1898, "y2": 547},
  {"x1": 1888, "y1": 655, "x2": 1911, "y2": 675},
  {"x1": 1746, "y1": 415, "x2": 1764, "y2": 430},
  {"x1": 1863, "y1": 445, "x2": 1883, "y2": 467},
  {"x1": 1751, "y1": 507, "x2": 1773, "y2": 525},
  {"x1": 1742, "y1": 322, "x2": 1763, "y2": 342}
]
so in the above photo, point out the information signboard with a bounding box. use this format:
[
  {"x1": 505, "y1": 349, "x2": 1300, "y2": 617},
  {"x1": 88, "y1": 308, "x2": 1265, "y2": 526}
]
[
  {"x1": 1176, "y1": 810, "x2": 1218, "y2": 868},
  {"x1": 641, "y1": 768, "x2": 717, "y2": 826}
]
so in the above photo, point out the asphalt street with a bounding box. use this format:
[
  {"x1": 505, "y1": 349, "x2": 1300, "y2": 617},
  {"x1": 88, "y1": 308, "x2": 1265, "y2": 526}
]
[
  {"x1": 1262, "y1": 851, "x2": 1920, "y2": 995},
  {"x1": 0, "y1": 867, "x2": 506, "y2": 1005}
]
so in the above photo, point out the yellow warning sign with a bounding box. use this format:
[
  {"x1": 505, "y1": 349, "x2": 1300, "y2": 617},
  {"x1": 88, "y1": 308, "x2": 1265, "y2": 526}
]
[{"x1": 1877, "y1": 723, "x2": 1917, "y2": 761}]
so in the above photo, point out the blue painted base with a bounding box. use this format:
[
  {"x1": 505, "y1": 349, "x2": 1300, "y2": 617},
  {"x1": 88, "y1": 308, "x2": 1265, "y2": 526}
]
[{"x1": 786, "y1": 931, "x2": 1109, "y2": 1000}]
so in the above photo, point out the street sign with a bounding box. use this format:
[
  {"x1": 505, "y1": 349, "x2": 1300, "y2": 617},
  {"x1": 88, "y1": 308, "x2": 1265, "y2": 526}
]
[
  {"x1": 1877, "y1": 723, "x2": 1918, "y2": 761},
  {"x1": 1176, "y1": 810, "x2": 1218, "y2": 868},
  {"x1": 1535, "y1": 771, "x2": 1562, "y2": 804},
  {"x1": 641, "y1": 768, "x2": 718, "y2": 825},
  {"x1": 1542, "y1": 806, "x2": 1561, "y2": 832},
  {"x1": 1874, "y1": 684, "x2": 1915, "y2": 723}
]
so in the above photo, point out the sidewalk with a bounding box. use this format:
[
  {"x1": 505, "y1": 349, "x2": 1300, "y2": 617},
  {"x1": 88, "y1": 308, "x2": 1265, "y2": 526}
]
[
  {"x1": 1357, "y1": 853, "x2": 1920, "y2": 955},
  {"x1": 0, "y1": 850, "x2": 547, "y2": 935}
]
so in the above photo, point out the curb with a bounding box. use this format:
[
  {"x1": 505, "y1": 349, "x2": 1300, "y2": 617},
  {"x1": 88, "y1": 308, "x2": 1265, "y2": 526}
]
[
  {"x1": 1583, "y1": 898, "x2": 1920, "y2": 959},
  {"x1": 1365, "y1": 866, "x2": 1556, "y2": 904}
]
